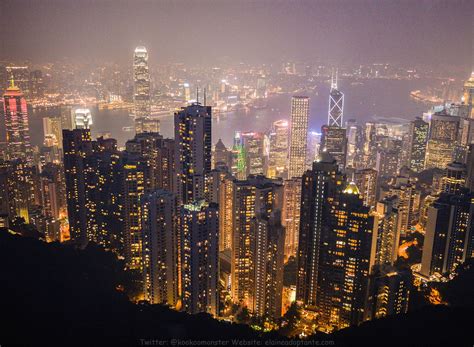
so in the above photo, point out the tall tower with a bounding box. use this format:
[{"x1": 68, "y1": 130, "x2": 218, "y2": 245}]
[
  {"x1": 268, "y1": 120, "x2": 289, "y2": 178},
  {"x1": 321, "y1": 125, "x2": 347, "y2": 171},
  {"x1": 328, "y1": 71, "x2": 344, "y2": 127},
  {"x1": 3, "y1": 78, "x2": 33, "y2": 162},
  {"x1": 133, "y1": 46, "x2": 154, "y2": 134},
  {"x1": 288, "y1": 96, "x2": 309, "y2": 178},
  {"x1": 174, "y1": 103, "x2": 212, "y2": 205}
]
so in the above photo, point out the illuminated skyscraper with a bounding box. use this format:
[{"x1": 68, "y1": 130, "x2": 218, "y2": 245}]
[
  {"x1": 133, "y1": 46, "x2": 154, "y2": 134},
  {"x1": 317, "y1": 182, "x2": 374, "y2": 330},
  {"x1": 74, "y1": 108, "x2": 93, "y2": 130},
  {"x1": 288, "y1": 96, "x2": 309, "y2": 178},
  {"x1": 63, "y1": 128, "x2": 93, "y2": 243},
  {"x1": 240, "y1": 132, "x2": 265, "y2": 177},
  {"x1": 463, "y1": 72, "x2": 474, "y2": 119},
  {"x1": 296, "y1": 152, "x2": 344, "y2": 307},
  {"x1": 282, "y1": 177, "x2": 301, "y2": 260},
  {"x1": 328, "y1": 71, "x2": 344, "y2": 127},
  {"x1": 252, "y1": 211, "x2": 285, "y2": 319},
  {"x1": 174, "y1": 103, "x2": 212, "y2": 205},
  {"x1": 421, "y1": 190, "x2": 473, "y2": 277},
  {"x1": 321, "y1": 125, "x2": 347, "y2": 170},
  {"x1": 230, "y1": 176, "x2": 283, "y2": 311},
  {"x1": 63, "y1": 131, "x2": 124, "y2": 250},
  {"x1": 141, "y1": 190, "x2": 178, "y2": 306},
  {"x1": 408, "y1": 118, "x2": 429, "y2": 172},
  {"x1": 425, "y1": 110, "x2": 459, "y2": 169},
  {"x1": 267, "y1": 120, "x2": 289, "y2": 178},
  {"x1": 3, "y1": 79, "x2": 32, "y2": 162},
  {"x1": 179, "y1": 200, "x2": 219, "y2": 316}
]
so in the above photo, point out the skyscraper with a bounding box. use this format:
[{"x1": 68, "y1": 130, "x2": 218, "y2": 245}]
[
  {"x1": 179, "y1": 200, "x2": 219, "y2": 316},
  {"x1": 408, "y1": 118, "x2": 429, "y2": 172},
  {"x1": 421, "y1": 190, "x2": 473, "y2": 277},
  {"x1": 328, "y1": 71, "x2": 344, "y2": 127},
  {"x1": 133, "y1": 46, "x2": 154, "y2": 134},
  {"x1": 230, "y1": 176, "x2": 283, "y2": 312},
  {"x1": 267, "y1": 120, "x2": 289, "y2": 179},
  {"x1": 321, "y1": 125, "x2": 347, "y2": 170},
  {"x1": 62, "y1": 128, "x2": 93, "y2": 244},
  {"x1": 425, "y1": 110, "x2": 459, "y2": 169},
  {"x1": 252, "y1": 211, "x2": 285, "y2": 319},
  {"x1": 282, "y1": 177, "x2": 302, "y2": 260},
  {"x1": 317, "y1": 182, "x2": 374, "y2": 330},
  {"x1": 63, "y1": 131, "x2": 124, "y2": 250},
  {"x1": 373, "y1": 196, "x2": 401, "y2": 266},
  {"x1": 240, "y1": 132, "x2": 265, "y2": 177},
  {"x1": 142, "y1": 190, "x2": 178, "y2": 306},
  {"x1": 288, "y1": 96, "x2": 309, "y2": 178},
  {"x1": 367, "y1": 266, "x2": 411, "y2": 320},
  {"x1": 296, "y1": 152, "x2": 344, "y2": 307},
  {"x1": 3, "y1": 79, "x2": 32, "y2": 162},
  {"x1": 174, "y1": 103, "x2": 212, "y2": 205}
]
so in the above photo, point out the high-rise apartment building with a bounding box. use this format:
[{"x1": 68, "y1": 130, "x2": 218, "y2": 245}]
[
  {"x1": 296, "y1": 152, "x2": 344, "y2": 307},
  {"x1": 281, "y1": 177, "x2": 301, "y2": 260},
  {"x1": 288, "y1": 96, "x2": 309, "y2": 178},
  {"x1": 142, "y1": 190, "x2": 178, "y2": 306},
  {"x1": 267, "y1": 120, "x2": 289, "y2": 178},
  {"x1": 230, "y1": 176, "x2": 283, "y2": 312},
  {"x1": 175, "y1": 103, "x2": 212, "y2": 205},
  {"x1": 421, "y1": 190, "x2": 473, "y2": 277},
  {"x1": 179, "y1": 200, "x2": 219, "y2": 316}
]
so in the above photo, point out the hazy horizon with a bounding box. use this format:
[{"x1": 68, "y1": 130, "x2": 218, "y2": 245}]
[{"x1": 0, "y1": 0, "x2": 472, "y2": 69}]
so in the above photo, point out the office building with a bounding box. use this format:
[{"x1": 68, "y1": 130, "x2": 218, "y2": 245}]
[
  {"x1": 288, "y1": 96, "x2": 309, "y2": 178},
  {"x1": 328, "y1": 72, "x2": 344, "y2": 127},
  {"x1": 321, "y1": 125, "x2": 347, "y2": 170},
  {"x1": 408, "y1": 118, "x2": 429, "y2": 172},
  {"x1": 133, "y1": 46, "x2": 154, "y2": 134}
]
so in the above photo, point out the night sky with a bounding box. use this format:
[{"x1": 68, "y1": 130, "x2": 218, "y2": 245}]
[{"x1": 0, "y1": 0, "x2": 472, "y2": 67}]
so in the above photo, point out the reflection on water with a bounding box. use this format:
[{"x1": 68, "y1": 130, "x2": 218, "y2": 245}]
[{"x1": 29, "y1": 78, "x2": 434, "y2": 148}]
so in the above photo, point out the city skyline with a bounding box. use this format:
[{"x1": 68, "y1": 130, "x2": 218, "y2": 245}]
[{"x1": 0, "y1": 1, "x2": 473, "y2": 345}]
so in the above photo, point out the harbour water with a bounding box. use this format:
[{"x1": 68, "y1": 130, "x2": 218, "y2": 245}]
[{"x1": 29, "y1": 78, "x2": 436, "y2": 148}]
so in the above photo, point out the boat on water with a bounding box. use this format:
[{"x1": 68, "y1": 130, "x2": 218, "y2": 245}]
[{"x1": 122, "y1": 126, "x2": 135, "y2": 132}]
